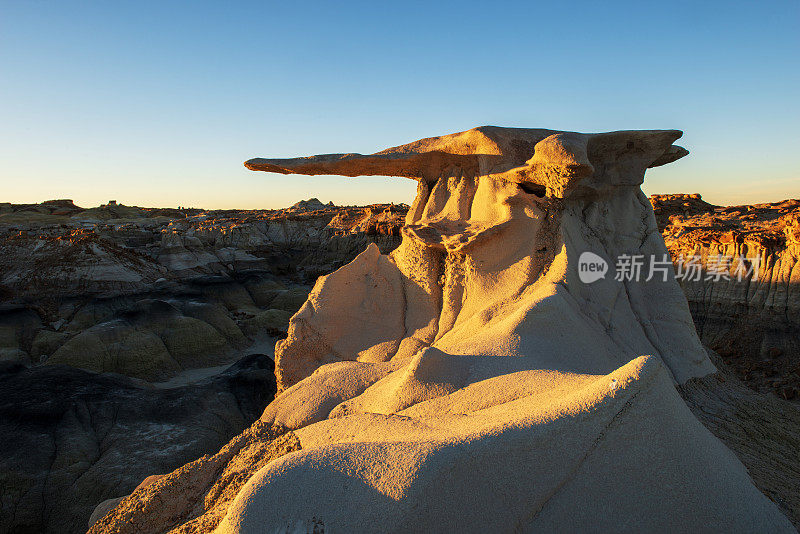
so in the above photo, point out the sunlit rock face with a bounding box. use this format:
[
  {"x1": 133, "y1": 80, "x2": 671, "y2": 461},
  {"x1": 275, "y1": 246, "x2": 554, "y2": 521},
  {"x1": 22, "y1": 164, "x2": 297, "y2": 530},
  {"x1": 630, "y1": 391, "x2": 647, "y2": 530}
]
[
  {"x1": 265, "y1": 127, "x2": 714, "y2": 392},
  {"x1": 92, "y1": 127, "x2": 794, "y2": 533},
  {"x1": 234, "y1": 128, "x2": 789, "y2": 532},
  {"x1": 652, "y1": 194, "x2": 800, "y2": 400}
]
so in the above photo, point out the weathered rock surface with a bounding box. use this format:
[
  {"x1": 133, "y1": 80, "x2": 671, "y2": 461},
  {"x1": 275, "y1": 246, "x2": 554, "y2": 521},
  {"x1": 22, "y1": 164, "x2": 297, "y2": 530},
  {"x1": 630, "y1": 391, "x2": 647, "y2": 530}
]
[
  {"x1": 0, "y1": 200, "x2": 405, "y2": 380},
  {"x1": 93, "y1": 127, "x2": 795, "y2": 532},
  {"x1": 679, "y1": 350, "x2": 800, "y2": 527},
  {"x1": 0, "y1": 354, "x2": 276, "y2": 534},
  {"x1": 0, "y1": 200, "x2": 405, "y2": 533},
  {"x1": 89, "y1": 422, "x2": 300, "y2": 534},
  {"x1": 652, "y1": 194, "x2": 800, "y2": 400},
  {"x1": 46, "y1": 299, "x2": 246, "y2": 381}
]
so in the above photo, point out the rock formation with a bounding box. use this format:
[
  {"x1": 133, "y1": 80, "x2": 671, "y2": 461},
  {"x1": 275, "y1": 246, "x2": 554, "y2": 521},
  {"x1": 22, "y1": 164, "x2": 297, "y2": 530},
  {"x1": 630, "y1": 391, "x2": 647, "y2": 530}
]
[
  {"x1": 0, "y1": 201, "x2": 403, "y2": 379},
  {"x1": 652, "y1": 194, "x2": 800, "y2": 400},
  {"x1": 0, "y1": 200, "x2": 404, "y2": 533},
  {"x1": 0, "y1": 354, "x2": 276, "y2": 534},
  {"x1": 91, "y1": 127, "x2": 795, "y2": 532}
]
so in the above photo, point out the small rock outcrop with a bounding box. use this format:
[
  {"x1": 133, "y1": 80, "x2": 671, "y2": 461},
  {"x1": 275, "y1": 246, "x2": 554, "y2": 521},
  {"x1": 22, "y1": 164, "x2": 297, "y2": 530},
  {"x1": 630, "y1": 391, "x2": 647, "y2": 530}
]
[{"x1": 93, "y1": 127, "x2": 794, "y2": 532}]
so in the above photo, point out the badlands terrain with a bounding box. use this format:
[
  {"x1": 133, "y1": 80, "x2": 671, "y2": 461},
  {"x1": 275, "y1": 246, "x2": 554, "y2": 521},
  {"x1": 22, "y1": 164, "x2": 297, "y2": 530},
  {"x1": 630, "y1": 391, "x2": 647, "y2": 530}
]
[
  {"x1": 652, "y1": 193, "x2": 800, "y2": 399},
  {"x1": 0, "y1": 198, "x2": 404, "y2": 533},
  {"x1": 0, "y1": 135, "x2": 798, "y2": 532}
]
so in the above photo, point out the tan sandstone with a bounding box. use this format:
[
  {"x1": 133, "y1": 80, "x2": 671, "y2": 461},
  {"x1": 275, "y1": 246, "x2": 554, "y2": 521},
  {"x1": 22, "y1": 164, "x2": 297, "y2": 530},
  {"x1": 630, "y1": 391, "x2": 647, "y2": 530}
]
[{"x1": 91, "y1": 127, "x2": 795, "y2": 533}]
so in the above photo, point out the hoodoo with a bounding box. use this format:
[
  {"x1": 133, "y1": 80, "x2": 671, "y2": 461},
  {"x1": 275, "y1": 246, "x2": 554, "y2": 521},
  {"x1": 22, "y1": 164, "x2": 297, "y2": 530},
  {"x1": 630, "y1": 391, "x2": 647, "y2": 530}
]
[{"x1": 91, "y1": 127, "x2": 794, "y2": 533}]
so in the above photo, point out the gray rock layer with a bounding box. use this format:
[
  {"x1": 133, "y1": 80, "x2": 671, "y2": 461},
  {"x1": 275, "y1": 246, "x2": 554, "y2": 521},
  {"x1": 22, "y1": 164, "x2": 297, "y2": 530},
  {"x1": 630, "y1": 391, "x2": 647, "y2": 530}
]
[{"x1": 0, "y1": 354, "x2": 276, "y2": 534}]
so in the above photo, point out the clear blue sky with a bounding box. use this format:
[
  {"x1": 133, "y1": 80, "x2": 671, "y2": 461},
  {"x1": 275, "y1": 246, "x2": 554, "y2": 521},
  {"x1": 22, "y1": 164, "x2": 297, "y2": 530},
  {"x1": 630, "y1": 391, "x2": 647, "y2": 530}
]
[{"x1": 1, "y1": 0, "x2": 797, "y2": 209}]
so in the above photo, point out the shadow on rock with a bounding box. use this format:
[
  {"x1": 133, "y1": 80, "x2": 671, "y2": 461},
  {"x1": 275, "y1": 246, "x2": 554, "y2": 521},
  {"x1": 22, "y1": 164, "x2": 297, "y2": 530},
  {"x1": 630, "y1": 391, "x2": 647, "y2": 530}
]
[{"x1": 0, "y1": 354, "x2": 276, "y2": 534}]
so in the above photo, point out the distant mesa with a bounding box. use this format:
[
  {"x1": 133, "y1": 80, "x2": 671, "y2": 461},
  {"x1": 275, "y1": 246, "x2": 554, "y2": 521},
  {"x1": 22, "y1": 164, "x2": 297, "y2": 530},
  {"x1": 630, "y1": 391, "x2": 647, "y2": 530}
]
[
  {"x1": 42, "y1": 198, "x2": 79, "y2": 208},
  {"x1": 290, "y1": 198, "x2": 334, "y2": 210}
]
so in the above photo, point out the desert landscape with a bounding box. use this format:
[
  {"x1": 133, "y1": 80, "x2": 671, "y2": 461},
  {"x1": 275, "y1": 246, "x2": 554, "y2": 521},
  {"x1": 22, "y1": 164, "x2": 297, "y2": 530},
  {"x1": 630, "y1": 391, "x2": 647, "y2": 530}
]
[
  {"x1": 2, "y1": 2, "x2": 798, "y2": 532},
  {"x1": 0, "y1": 198, "x2": 404, "y2": 532},
  {"x1": 1, "y1": 127, "x2": 798, "y2": 533}
]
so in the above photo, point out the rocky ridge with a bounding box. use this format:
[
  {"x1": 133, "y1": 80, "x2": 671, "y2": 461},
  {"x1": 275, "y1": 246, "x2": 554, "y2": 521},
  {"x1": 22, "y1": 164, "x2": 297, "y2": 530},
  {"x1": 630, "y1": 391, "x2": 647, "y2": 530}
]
[{"x1": 651, "y1": 193, "x2": 800, "y2": 400}]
